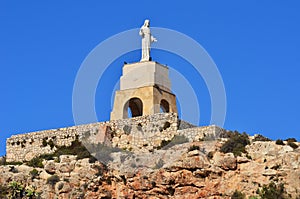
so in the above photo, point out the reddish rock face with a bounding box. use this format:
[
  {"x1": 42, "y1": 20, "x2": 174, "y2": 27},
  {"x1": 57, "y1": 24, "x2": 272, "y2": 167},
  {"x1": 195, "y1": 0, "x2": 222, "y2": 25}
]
[
  {"x1": 213, "y1": 152, "x2": 237, "y2": 171},
  {"x1": 0, "y1": 139, "x2": 299, "y2": 198}
]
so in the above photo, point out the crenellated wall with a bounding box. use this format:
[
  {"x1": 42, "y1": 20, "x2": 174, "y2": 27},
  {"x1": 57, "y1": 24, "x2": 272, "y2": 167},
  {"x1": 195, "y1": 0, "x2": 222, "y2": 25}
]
[{"x1": 6, "y1": 113, "x2": 223, "y2": 162}]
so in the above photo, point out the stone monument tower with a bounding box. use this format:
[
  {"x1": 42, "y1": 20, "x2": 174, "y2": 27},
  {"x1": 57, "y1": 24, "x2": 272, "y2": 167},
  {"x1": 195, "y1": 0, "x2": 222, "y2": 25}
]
[{"x1": 110, "y1": 20, "x2": 178, "y2": 120}]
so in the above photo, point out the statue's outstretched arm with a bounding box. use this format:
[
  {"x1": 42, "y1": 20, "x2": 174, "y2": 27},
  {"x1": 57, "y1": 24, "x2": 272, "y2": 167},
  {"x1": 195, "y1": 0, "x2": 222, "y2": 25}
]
[{"x1": 151, "y1": 35, "x2": 157, "y2": 42}]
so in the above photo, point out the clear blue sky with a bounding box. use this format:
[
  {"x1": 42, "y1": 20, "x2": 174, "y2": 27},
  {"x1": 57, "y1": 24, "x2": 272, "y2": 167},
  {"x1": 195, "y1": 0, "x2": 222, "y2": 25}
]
[{"x1": 1, "y1": 1, "x2": 300, "y2": 156}]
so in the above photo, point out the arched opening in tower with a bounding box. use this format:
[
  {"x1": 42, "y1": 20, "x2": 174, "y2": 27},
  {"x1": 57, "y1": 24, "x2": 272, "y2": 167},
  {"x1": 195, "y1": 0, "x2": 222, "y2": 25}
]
[
  {"x1": 127, "y1": 98, "x2": 143, "y2": 118},
  {"x1": 160, "y1": 99, "x2": 170, "y2": 113}
]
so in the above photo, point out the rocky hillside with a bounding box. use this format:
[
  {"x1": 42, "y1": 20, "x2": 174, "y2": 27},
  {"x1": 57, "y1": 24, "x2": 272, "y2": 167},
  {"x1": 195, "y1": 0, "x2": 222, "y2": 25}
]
[{"x1": 0, "y1": 133, "x2": 299, "y2": 199}]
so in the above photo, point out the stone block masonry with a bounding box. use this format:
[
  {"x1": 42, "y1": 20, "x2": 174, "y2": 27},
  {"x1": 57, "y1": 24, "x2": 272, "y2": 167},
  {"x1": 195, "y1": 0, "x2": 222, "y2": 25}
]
[
  {"x1": 178, "y1": 125, "x2": 224, "y2": 142},
  {"x1": 6, "y1": 113, "x2": 223, "y2": 162},
  {"x1": 6, "y1": 123, "x2": 100, "y2": 162}
]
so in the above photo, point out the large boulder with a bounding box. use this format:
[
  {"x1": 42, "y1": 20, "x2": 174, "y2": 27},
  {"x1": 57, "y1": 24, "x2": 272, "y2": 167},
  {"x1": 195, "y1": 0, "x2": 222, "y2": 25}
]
[{"x1": 213, "y1": 152, "x2": 237, "y2": 170}]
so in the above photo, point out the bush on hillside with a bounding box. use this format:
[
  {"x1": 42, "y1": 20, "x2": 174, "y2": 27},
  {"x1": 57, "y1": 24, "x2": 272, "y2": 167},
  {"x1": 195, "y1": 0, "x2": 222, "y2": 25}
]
[
  {"x1": 253, "y1": 134, "x2": 271, "y2": 142},
  {"x1": 26, "y1": 136, "x2": 98, "y2": 167},
  {"x1": 285, "y1": 138, "x2": 297, "y2": 142},
  {"x1": 30, "y1": 169, "x2": 39, "y2": 179},
  {"x1": 231, "y1": 190, "x2": 246, "y2": 199},
  {"x1": 220, "y1": 131, "x2": 250, "y2": 156},
  {"x1": 275, "y1": 139, "x2": 285, "y2": 145},
  {"x1": 219, "y1": 130, "x2": 236, "y2": 138},
  {"x1": 0, "y1": 184, "x2": 8, "y2": 198},
  {"x1": 287, "y1": 141, "x2": 298, "y2": 149},
  {"x1": 257, "y1": 181, "x2": 286, "y2": 199},
  {"x1": 286, "y1": 138, "x2": 298, "y2": 149},
  {"x1": 27, "y1": 157, "x2": 44, "y2": 168}
]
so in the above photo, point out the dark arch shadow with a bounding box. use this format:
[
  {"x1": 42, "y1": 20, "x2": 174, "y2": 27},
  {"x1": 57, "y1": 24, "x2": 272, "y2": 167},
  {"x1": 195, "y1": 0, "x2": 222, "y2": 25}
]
[
  {"x1": 127, "y1": 98, "x2": 143, "y2": 118},
  {"x1": 160, "y1": 99, "x2": 169, "y2": 113}
]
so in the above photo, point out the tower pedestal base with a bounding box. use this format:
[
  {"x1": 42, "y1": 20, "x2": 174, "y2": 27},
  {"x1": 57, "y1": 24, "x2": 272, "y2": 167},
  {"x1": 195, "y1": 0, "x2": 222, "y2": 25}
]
[{"x1": 110, "y1": 86, "x2": 177, "y2": 120}]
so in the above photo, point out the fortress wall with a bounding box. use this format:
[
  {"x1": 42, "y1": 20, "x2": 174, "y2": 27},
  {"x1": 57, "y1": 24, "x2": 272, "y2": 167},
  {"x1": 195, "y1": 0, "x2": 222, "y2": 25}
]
[
  {"x1": 5, "y1": 122, "x2": 104, "y2": 162},
  {"x1": 6, "y1": 113, "x2": 179, "y2": 162},
  {"x1": 177, "y1": 125, "x2": 224, "y2": 142},
  {"x1": 6, "y1": 113, "x2": 223, "y2": 162},
  {"x1": 109, "y1": 113, "x2": 179, "y2": 151}
]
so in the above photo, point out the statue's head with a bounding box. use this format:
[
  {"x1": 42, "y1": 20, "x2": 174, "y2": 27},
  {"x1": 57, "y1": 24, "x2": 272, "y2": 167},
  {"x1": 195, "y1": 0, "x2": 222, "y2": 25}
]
[{"x1": 144, "y1": 19, "x2": 150, "y2": 27}]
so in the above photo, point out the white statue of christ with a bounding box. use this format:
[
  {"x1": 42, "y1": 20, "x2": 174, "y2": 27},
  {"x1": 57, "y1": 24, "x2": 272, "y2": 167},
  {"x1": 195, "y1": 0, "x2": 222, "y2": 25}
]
[{"x1": 139, "y1": 19, "x2": 157, "y2": 62}]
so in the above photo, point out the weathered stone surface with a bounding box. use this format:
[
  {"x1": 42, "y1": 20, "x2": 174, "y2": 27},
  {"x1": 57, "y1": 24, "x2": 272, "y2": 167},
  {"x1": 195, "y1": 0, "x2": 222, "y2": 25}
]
[
  {"x1": 2, "y1": 114, "x2": 300, "y2": 198},
  {"x1": 16, "y1": 164, "x2": 32, "y2": 173},
  {"x1": 237, "y1": 156, "x2": 250, "y2": 164},
  {"x1": 39, "y1": 170, "x2": 52, "y2": 180},
  {"x1": 213, "y1": 152, "x2": 237, "y2": 170},
  {"x1": 55, "y1": 181, "x2": 72, "y2": 194},
  {"x1": 44, "y1": 161, "x2": 56, "y2": 174},
  {"x1": 1, "y1": 137, "x2": 300, "y2": 198},
  {"x1": 6, "y1": 113, "x2": 222, "y2": 163},
  {"x1": 58, "y1": 163, "x2": 74, "y2": 173}
]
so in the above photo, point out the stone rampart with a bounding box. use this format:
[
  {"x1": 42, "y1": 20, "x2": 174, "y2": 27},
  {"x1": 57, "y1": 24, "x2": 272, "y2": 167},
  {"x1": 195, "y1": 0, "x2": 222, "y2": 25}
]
[
  {"x1": 6, "y1": 113, "x2": 224, "y2": 162},
  {"x1": 177, "y1": 125, "x2": 224, "y2": 142},
  {"x1": 6, "y1": 123, "x2": 103, "y2": 162}
]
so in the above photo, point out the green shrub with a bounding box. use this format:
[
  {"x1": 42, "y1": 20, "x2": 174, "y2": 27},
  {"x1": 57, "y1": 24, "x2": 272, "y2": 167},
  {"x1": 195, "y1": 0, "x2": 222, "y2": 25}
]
[
  {"x1": 0, "y1": 184, "x2": 8, "y2": 198},
  {"x1": 27, "y1": 136, "x2": 98, "y2": 166},
  {"x1": 275, "y1": 139, "x2": 285, "y2": 145},
  {"x1": 285, "y1": 138, "x2": 297, "y2": 142},
  {"x1": 287, "y1": 141, "x2": 298, "y2": 149},
  {"x1": 286, "y1": 138, "x2": 298, "y2": 146},
  {"x1": 27, "y1": 157, "x2": 44, "y2": 168},
  {"x1": 47, "y1": 175, "x2": 60, "y2": 186},
  {"x1": 231, "y1": 190, "x2": 245, "y2": 199},
  {"x1": 253, "y1": 134, "x2": 271, "y2": 142},
  {"x1": 220, "y1": 132, "x2": 250, "y2": 156},
  {"x1": 8, "y1": 181, "x2": 24, "y2": 198},
  {"x1": 4, "y1": 161, "x2": 23, "y2": 166},
  {"x1": 25, "y1": 186, "x2": 37, "y2": 198},
  {"x1": 53, "y1": 137, "x2": 93, "y2": 160},
  {"x1": 220, "y1": 130, "x2": 236, "y2": 138},
  {"x1": 30, "y1": 169, "x2": 39, "y2": 179},
  {"x1": 258, "y1": 181, "x2": 286, "y2": 199}
]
